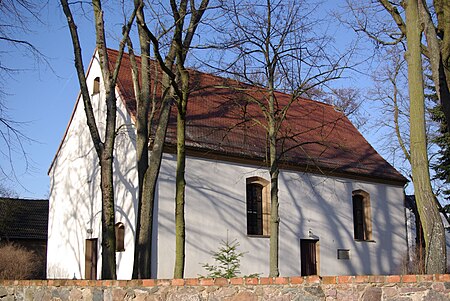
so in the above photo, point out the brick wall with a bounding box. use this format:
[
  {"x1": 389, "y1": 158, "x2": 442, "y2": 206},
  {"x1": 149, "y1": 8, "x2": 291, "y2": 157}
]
[{"x1": 1, "y1": 274, "x2": 450, "y2": 300}]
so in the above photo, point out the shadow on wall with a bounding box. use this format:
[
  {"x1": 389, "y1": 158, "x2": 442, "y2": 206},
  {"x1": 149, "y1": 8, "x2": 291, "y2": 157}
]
[
  {"x1": 47, "y1": 117, "x2": 99, "y2": 279},
  {"x1": 47, "y1": 79, "x2": 406, "y2": 279},
  {"x1": 155, "y1": 156, "x2": 267, "y2": 277},
  {"x1": 47, "y1": 74, "x2": 142, "y2": 279},
  {"x1": 281, "y1": 155, "x2": 405, "y2": 275},
  {"x1": 48, "y1": 123, "x2": 405, "y2": 278},
  {"x1": 153, "y1": 150, "x2": 407, "y2": 277},
  {"x1": 113, "y1": 105, "x2": 138, "y2": 276}
]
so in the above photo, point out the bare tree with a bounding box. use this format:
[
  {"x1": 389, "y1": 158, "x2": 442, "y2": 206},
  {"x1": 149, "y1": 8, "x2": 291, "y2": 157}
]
[
  {"x1": 369, "y1": 47, "x2": 411, "y2": 174},
  {"x1": 417, "y1": 0, "x2": 450, "y2": 133},
  {"x1": 343, "y1": 0, "x2": 446, "y2": 274},
  {"x1": 127, "y1": 0, "x2": 176, "y2": 280},
  {"x1": 129, "y1": 0, "x2": 210, "y2": 279},
  {"x1": 0, "y1": 0, "x2": 47, "y2": 185},
  {"x1": 60, "y1": 0, "x2": 136, "y2": 279},
  {"x1": 0, "y1": 0, "x2": 46, "y2": 93},
  {"x1": 170, "y1": 0, "x2": 210, "y2": 279},
  {"x1": 0, "y1": 111, "x2": 32, "y2": 183},
  {"x1": 405, "y1": 0, "x2": 445, "y2": 274},
  {"x1": 0, "y1": 183, "x2": 18, "y2": 198},
  {"x1": 128, "y1": 0, "x2": 179, "y2": 280},
  {"x1": 354, "y1": 0, "x2": 450, "y2": 132},
  {"x1": 218, "y1": 0, "x2": 350, "y2": 276},
  {"x1": 316, "y1": 87, "x2": 367, "y2": 130}
]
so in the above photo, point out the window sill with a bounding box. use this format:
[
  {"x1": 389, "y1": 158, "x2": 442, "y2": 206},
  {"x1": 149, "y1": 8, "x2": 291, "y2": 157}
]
[
  {"x1": 247, "y1": 235, "x2": 270, "y2": 238},
  {"x1": 354, "y1": 239, "x2": 376, "y2": 243}
]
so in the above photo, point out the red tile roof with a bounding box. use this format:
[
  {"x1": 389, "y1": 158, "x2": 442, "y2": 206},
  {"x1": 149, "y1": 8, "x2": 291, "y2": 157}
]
[{"x1": 109, "y1": 49, "x2": 406, "y2": 185}]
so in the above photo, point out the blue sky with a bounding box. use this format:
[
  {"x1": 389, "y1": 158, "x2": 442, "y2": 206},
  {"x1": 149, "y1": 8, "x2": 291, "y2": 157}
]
[
  {"x1": 1, "y1": 2, "x2": 97, "y2": 198},
  {"x1": 0, "y1": 1, "x2": 409, "y2": 199}
]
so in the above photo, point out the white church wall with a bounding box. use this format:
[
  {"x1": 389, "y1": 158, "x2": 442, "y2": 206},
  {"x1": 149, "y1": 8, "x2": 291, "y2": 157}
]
[
  {"x1": 48, "y1": 53, "x2": 407, "y2": 280},
  {"x1": 155, "y1": 154, "x2": 406, "y2": 278},
  {"x1": 47, "y1": 55, "x2": 138, "y2": 280}
]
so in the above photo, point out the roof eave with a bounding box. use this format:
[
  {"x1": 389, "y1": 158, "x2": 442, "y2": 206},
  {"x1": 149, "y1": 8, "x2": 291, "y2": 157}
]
[{"x1": 162, "y1": 144, "x2": 408, "y2": 187}]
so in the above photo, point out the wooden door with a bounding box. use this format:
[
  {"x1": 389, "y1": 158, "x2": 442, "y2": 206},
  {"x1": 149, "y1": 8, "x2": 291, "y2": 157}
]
[
  {"x1": 301, "y1": 239, "x2": 317, "y2": 276},
  {"x1": 85, "y1": 238, "x2": 98, "y2": 280}
]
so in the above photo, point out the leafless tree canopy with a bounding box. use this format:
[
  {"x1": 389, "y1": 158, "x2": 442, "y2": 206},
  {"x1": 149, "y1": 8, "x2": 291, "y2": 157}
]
[
  {"x1": 213, "y1": 0, "x2": 350, "y2": 96},
  {"x1": 201, "y1": 0, "x2": 357, "y2": 277},
  {"x1": 0, "y1": 0, "x2": 48, "y2": 184},
  {"x1": 60, "y1": 0, "x2": 137, "y2": 279},
  {"x1": 341, "y1": 0, "x2": 448, "y2": 274},
  {"x1": 0, "y1": 182, "x2": 18, "y2": 198},
  {"x1": 0, "y1": 0, "x2": 47, "y2": 88},
  {"x1": 341, "y1": 1, "x2": 447, "y2": 195}
]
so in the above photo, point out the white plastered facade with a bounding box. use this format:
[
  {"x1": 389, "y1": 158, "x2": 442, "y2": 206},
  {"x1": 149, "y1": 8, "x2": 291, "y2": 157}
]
[
  {"x1": 47, "y1": 55, "x2": 137, "y2": 279},
  {"x1": 47, "y1": 54, "x2": 407, "y2": 279}
]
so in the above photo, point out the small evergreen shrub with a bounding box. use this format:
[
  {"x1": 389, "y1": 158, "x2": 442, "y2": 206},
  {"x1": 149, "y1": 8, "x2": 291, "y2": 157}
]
[
  {"x1": 200, "y1": 237, "x2": 259, "y2": 279},
  {"x1": 0, "y1": 242, "x2": 40, "y2": 279}
]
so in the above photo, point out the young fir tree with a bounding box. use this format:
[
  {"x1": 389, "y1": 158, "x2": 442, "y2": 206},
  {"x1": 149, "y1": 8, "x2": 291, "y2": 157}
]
[
  {"x1": 430, "y1": 105, "x2": 450, "y2": 200},
  {"x1": 425, "y1": 71, "x2": 450, "y2": 201},
  {"x1": 201, "y1": 237, "x2": 259, "y2": 279},
  {"x1": 202, "y1": 238, "x2": 244, "y2": 279}
]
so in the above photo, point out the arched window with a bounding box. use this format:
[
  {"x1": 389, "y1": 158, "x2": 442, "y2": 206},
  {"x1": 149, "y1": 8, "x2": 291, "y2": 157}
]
[
  {"x1": 352, "y1": 190, "x2": 372, "y2": 241},
  {"x1": 246, "y1": 177, "x2": 270, "y2": 236},
  {"x1": 93, "y1": 77, "x2": 100, "y2": 95},
  {"x1": 115, "y1": 222, "x2": 125, "y2": 252}
]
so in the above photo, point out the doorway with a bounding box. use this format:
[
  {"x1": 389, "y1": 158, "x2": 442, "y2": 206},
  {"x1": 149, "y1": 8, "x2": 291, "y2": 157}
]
[
  {"x1": 85, "y1": 238, "x2": 98, "y2": 280},
  {"x1": 300, "y1": 239, "x2": 318, "y2": 276}
]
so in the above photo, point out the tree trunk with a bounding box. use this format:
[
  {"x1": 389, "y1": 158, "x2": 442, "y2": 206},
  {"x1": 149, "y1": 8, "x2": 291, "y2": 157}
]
[
  {"x1": 419, "y1": 0, "x2": 450, "y2": 133},
  {"x1": 133, "y1": 95, "x2": 172, "y2": 279},
  {"x1": 100, "y1": 150, "x2": 116, "y2": 279},
  {"x1": 170, "y1": 0, "x2": 211, "y2": 279},
  {"x1": 173, "y1": 70, "x2": 188, "y2": 279},
  {"x1": 94, "y1": 0, "x2": 117, "y2": 278},
  {"x1": 268, "y1": 128, "x2": 280, "y2": 277},
  {"x1": 131, "y1": 0, "x2": 178, "y2": 278},
  {"x1": 267, "y1": 64, "x2": 280, "y2": 276},
  {"x1": 100, "y1": 84, "x2": 118, "y2": 279},
  {"x1": 405, "y1": 0, "x2": 447, "y2": 274},
  {"x1": 132, "y1": 1, "x2": 152, "y2": 278},
  {"x1": 433, "y1": 0, "x2": 450, "y2": 132},
  {"x1": 61, "y1": 0, "x2": 135, "y2": 280},
  {"x1": 130, "y1": 0, "x2": 208, "y2": 279}
]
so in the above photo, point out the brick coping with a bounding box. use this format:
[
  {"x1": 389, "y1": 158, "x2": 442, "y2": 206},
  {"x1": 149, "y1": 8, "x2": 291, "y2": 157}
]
[{"x1": 1, "y1": 274, "x2": 449, "y2": 287}]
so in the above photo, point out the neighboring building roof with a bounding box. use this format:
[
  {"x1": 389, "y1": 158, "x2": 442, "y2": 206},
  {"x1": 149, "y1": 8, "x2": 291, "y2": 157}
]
[
  {"x1": 107, "y1": 49, "x2": 406, "y2": 185},
  {"x1": 0, "y1": 198, "x2": 49, "y2": 240}
]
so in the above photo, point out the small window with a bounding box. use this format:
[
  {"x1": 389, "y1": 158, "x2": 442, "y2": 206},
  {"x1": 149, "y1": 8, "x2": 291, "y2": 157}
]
[
  {"x1": 337, "y1": 249, "x2": 350, "y2": 260},
  {"x1": 246, "y1": 177, "x2": 270, "y2": 236},
  {"x1": 352, "y1": 190, "x2": 372, "y2": 241},
  {"x1": 115, "y1": 222, "x2": 125, "y2": 252},
  {"x1": 93, "y1": 77, "x2": 100, "y2": 94}
]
